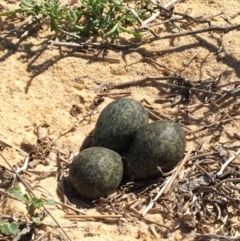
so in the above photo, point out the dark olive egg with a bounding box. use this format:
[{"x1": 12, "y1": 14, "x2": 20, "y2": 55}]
[
  {"x1": 93, "y1": 98, "x2": 148, "y2": 151},
  {"x1": 69, "y1": 147, "x2": 123, "y2": 200},
  {"x1": 126, "y1": 120, "x2": 186, "y2": 180}
]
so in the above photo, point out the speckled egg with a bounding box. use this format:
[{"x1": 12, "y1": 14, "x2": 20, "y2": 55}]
[
  {"x1": 93, "y1": 98, "x2": 149, "y2": 151},
  {"x1": 69, "y1": 147, "x2": 123, "y2": 200},
  {"x1": 125, "y1": 120, "x2": 186, "y2": 180}
]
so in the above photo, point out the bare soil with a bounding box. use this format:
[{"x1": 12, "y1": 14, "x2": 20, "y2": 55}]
[{"x1": 0, "y1": 0, "x2": 240, "y2": 240}]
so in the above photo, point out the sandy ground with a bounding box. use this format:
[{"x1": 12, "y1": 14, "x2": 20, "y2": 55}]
[{"x1": 0, "y1": 0, "x2": 240, "y2": 240}]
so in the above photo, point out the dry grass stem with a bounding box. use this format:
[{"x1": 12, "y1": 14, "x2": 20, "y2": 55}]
[
  {"x1": 69, "y1": 52, "x2": 120, "y2": 63},
  {"x1": 217, "y1": 148, "x2": 240, "y2": 176},
  {"x1": 163, "y1": 147, "x2": 194, "y2": 195},
  {"x1": 195, "y1": 233, "x2": 240, "y2": 240},
  {"x1": 65, "y1": 214, "x2": 123, "y2": 219},
  {"x1": 0, "y1": 138, "x2": 28, "y2": 156},
  {"x1": 142, "y1": 147, "x2": 194, "y2": 216}
]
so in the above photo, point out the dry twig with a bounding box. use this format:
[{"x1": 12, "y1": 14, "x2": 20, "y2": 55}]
[
  {"x1": 217, "y1": 148, "x2": 240, "y2": 176},
  {"x1": 65, "y1": 214, "x2": 123, "y2": 219},
  {"x1": 195, "y1": 233, "x2": 240, "y2": 241},
  {"x1": 142, "y1": 147, "x2": 193, "y2": 216}
]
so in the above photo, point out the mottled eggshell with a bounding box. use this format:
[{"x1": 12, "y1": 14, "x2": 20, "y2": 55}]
[
  {"x1": 126, "y1": 120, "x2": 186, "y2": 180},
  {"x1": 93, "y1": 98, "x2": 148, "y2": 151},
  {"x1": 69, "y1": 147, "x2": 123, "y2": 200}
]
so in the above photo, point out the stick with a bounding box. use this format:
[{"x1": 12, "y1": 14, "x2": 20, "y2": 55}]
[
  {"x1": 109, "y1": 76, "x2": 222, "y2": 96},
  {"x1": 48, "y1": 41, "x2": 120, "y2": 63},
  {"x1": 156, "y1": 81, "x2": 222, "y2": 96},
  {"x1": 142, "y1": 0, "x2": 178, "y2": 26},
  {"x1": 179, "y1": 49, "x2": 200, "y2": 72},
  {"x1": 195, "y1": 233, "x2": 239, "y2": 241},
  {"x1": 151, "y1": 23, "x2": 240, "y2": 40},
  {"x1": 16, "y1": 156, "x2": 30, "y2": 173},
  {"x1": 69, "y1": 52, "x2": 120, "y2": 63},
  {"x1": 0, "y1": 138, "x2": 28, "y2": 156},
  {"x1": 41, "y1": 194, "x2": 87, "y2": 215},
  {"x1": 142, "y1": 11, "x2": 161, "y2": 26},
  {"x1": 109, "y1": 76, "x2": 180, "y2": 89},
  {"x1": 189, "y1": 118, "x2": 232, "y2": 134},
  {"x1": 96, "y1": 91, "x2": 131, "y2": 96},
  {"x1": 163, "y1": 147, "x2": 193, "y2": 195},
  {"x1": 142, "y1": 147, "x2": 193, "y2": 216},
  {"x1": 142, "y1": 177, "x2": 170, "y2": 217},
  {"x1": 217, "y1": 148, "x2": 240, "y2": 176},
  {"x1": 48, "y1": 40, "x2": 85, "y2": 48},
  {"x1": 144, "y1": 108, "x2": 191, "y2": 131},
  {"x1": 65, "y1": 214, "x2": 122, "y2": 219},
  {"x1": 145, "y1": 57, "x2": 176, "y2": 73}
]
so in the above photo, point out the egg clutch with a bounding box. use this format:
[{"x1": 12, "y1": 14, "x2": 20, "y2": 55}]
[{"x1": 69, "y1": 98, "x2": 186, "y2": 200}]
